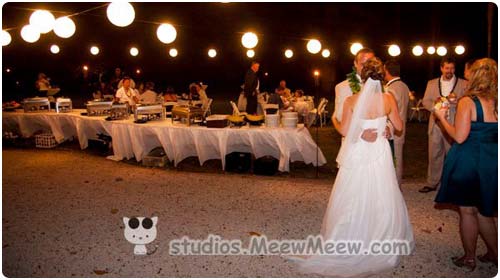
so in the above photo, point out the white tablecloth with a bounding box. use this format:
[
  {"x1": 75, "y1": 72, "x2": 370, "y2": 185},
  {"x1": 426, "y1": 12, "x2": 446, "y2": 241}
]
[{"x1": 2, "y1": 110, "x2": 327, "y2": 172}]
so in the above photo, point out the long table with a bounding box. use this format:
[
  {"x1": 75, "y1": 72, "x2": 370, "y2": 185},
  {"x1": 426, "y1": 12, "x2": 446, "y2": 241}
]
[{"x1": 2, "y1": 110, "x2": 327, "y2": 172}]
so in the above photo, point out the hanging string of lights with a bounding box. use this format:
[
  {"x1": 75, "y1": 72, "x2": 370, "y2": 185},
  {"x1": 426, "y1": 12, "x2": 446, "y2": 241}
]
[{"x1": 2, "y1": 2, "x2": 467, "y2": 59}]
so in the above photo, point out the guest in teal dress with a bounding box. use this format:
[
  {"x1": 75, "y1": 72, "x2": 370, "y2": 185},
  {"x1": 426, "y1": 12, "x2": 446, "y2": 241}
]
[{"x1": 434, "y1": 58, "x2": 498, "y2": 271}]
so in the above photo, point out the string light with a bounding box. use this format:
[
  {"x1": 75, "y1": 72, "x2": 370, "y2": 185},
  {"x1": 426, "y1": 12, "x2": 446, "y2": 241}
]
[
  {"x1": 20, "y1": 25, "x2": 40, "y2": 43},
  {"x1": 107, "y1": 2, "x2": 135, "y2": 27},
  {"x1": 241, "y1": 32, "x2": 258, "y2": 49},
  {"x1": 350, "y1": 43, "x2": 363, "y2": 55},
  {"x1": 412, "y1": 45, "x2": 424, "y2": 56},
  {"x1": 427, "y1": 46, "x2": 436, "y2": 55},
  {"x1": 90, "y1": 46, "x2": 99, "y2": 55},
  {"x1": 246, "y1": 49, "x2": 255, "y2": 58},
  {"x1": 29, "y1": 10, "x2": 55, "y2": 34},
  {"x1": 2, "y1": 30, "x2": 11, "y2": 46},
  {"x1": 130, "y1": 47, "x2": 139, "y2": 56},
  {"x1": 388, "y1": 44, "x2": 401, "y2": 57},
  {"x1": 208, "y1": 49, "x2": 217, "y2": 58},
  {"x1": 436, "y1": 46, "x2": 447, "y2": 56},
  {"x1": 50, "y1": 44, "x2": 60, "y2": 54},
  {"x1": 285, "y1": 49, "x2": 293, "y2": 58},
  {"x1": 321, "y1": 49, "x2": 331, "y2": 58},
  {"x1": 455, "y1": 45, "x2": 465, "y2": 55},
  {"x1": 306, "y1": 39, "x2": 321, "y2": 54},
  {"x1": 169, "y1": 48, "x2": 178, "y2": 57},
  {"x1": 53, "y1": 17, "x2": 76, "y2": 38},
  {"x1": 157, "y1": 23, "x2": 177, "y2": 44}
]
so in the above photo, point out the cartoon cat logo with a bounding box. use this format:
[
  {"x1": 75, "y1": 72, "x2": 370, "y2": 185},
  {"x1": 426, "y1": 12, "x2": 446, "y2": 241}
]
[{"x1": 123, "y1": 216, "x2": 158, "y2": 255}]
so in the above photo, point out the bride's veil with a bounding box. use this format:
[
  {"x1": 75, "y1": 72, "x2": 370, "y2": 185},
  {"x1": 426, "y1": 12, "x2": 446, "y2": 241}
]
[{"x1": 336, "y1": 77, "x2": 385, "y2": 168}]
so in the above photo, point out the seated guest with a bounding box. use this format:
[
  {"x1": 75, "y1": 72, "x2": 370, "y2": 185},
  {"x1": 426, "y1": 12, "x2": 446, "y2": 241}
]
[
  {"x1": 139, "y1": 81, "x2": 157, "y2": 104},
  {"x1": 115, "y1": 76, "x2": 139, "y2": 105},
  {"x1": 189, "y1": 84, "x2": 200, "y2": 100},
  {"x1": 163, "y1": 86, "x2": 177, "y2": 102},
  {"x1": 267, "y1": 91, "x2": 285, "y2": 109},
  {"x1": 275, "y1": 80, "x2": 292, "y2": 99},
  {"x1": 93, "y1": 82, "x2": 112, "y2": 100},
  {"x1": 195, "y1": 82, "x2": 209, "y2": 108},
  {"x1": 294, "y1": 89, "x2": 305, "y2": 101}
]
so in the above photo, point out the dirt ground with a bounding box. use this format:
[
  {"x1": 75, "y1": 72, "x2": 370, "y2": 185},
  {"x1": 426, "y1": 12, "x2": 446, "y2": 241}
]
[{"x1": 2, "y1": 145, "x2": 497, "y2": 277}]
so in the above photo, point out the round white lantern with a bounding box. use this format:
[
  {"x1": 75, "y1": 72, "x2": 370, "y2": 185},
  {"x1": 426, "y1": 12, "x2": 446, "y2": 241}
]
[
  {"x1": 246, "y1": 49, "x2": 255, "y2": 58},
  {"x1": 455, "y1": 45, "x2": 465, "y2": 55},
  {"x1": 321, "y1": 49, "x2": 331, "y2": 58},
  {"x1": 2, "y1": 30, "x2": 12, "y2": 46},
  {"x1": 284, "y1": 49, "x2": 293, "y2": 58},
  {"x1": 130, "y1": 47, "x2": 139, "y2": 56},
  {"x1": 306, "y1": 39, "x2": 321, "y2": 54},
  {"x1": 90, "y1": 46, "x2": 100, "y2": 55},
  {"x1": 50, "y1": 44, "x2": 60, "y2": 54},
  {"x1": 412, "y1": 45, "x2": 424, "y2": 56},
  {"x1": 107, "y1": 2, "x2": 135, "y2": 27},
  {"x1": 241, "y1": 32, "x2": 258, "y2": 49},
  {"x1": 208, "y1": 49, "x2": 217, "y2": 58},
  {"x1": 156, "y1": 23, "x2": 177, "y2": 44},
  {"x1": 388, "y1": 44, "x2": 401, "y2": 57},
  {"x1": 350, "y1": 43, "x2": 363, "y2": 55},
  {"x1": 54, "y1": 17, "x2": 76, "y2": 38},
  {"x1": 427, "y1": 46, "x2": 436, "y2": 55},
  {"x1": 437, "y1": 46, "x2": 447, "y2": 56},
  {"x1": 29, "y1": 10, "x2": 55, "y2": 34},
  {"x1": 169, "y1": 48, "x2": 178, "y2": 57},
  {"x1": 20, "y1": 25, "x2": 40, "y2": 43}
]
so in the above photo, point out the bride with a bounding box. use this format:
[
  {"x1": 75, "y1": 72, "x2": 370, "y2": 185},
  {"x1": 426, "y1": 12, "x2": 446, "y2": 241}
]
[{"x1": 291, "y1": 57, "x2": 414, "y2": 277}]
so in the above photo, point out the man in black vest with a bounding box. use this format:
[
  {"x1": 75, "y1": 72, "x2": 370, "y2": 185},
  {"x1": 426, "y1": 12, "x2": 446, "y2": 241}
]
[{"x1": 243, "y1": 61, "x2": 260, "y2": 115}]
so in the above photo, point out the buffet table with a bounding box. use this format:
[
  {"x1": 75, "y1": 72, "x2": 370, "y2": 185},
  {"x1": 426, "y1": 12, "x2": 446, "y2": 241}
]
[{"x1": 2, "y1": 109, "x2": 327, "y2": 172}]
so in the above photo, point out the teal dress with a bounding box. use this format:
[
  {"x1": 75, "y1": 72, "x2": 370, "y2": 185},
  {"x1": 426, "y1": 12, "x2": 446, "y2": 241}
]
[{"x1": 435, "y1": 96, "x2": 498, "y2": 217}]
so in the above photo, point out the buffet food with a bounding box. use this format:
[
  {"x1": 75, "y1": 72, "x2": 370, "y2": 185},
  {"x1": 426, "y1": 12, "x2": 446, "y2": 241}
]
[
  {"x1": 23, "y1": 97, "x2": 50, "y2": 113},
  {"x1": 171, "y1": 105, "x2": 204, "y2": 126},
  {"x1": 86, "y1": 100, "x2": 113, "y2": 116},
  {"x1": 55, "y1": 98, "x2": 72, "y2": 113},
  {"x1": 134, "y1": 104, "x2": 165, "y2": 122},
  {"x1": 109, "y1": 103, "x2": 130, "y2": 120}
]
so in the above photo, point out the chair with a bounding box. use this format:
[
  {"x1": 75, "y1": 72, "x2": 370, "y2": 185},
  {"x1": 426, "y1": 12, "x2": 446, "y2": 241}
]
[
  {"x1": 409, "y1": 99, "x2": 427, "y2": 122},
  {"x1": 318, "y1": 99, "x2": 329, "y2": 127},
  {"x1": 261, "y1": 103, "x2": 279, "y2": 116},
  {"x1": 307, "y1": 98, "x2": 327, "y2": 127},
  {"x1": 203, "y1": 98, "x2": 213, "y2": 117}
]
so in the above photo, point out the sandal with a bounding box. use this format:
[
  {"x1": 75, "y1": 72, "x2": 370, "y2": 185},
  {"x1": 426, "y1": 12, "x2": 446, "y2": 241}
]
[
  {"x1": 452, "y1": 256, "x2": 476, "y2": 271},
  {"x1": 418, "y1": 186, "x2": 437, "y2": 193},
  {"x1": 478, "y1": 254, "x2": 498, "y2": 266}
]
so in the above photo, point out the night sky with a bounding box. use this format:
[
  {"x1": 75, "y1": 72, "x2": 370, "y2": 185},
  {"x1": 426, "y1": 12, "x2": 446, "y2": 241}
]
[{"x1": 2, "y1": 2, "x2": 498, "y2": 105}]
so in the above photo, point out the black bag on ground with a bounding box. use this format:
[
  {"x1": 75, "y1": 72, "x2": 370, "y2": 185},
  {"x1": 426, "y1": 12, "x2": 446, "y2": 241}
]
[
  {"x1": 225, "y1": 152, "x2": 252, "y2": 173},
  {"x1": 253, "y1": 155, "x2": 279, "y2": 176}
]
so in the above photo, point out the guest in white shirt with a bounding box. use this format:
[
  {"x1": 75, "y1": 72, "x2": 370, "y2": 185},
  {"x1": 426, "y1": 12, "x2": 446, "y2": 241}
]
[
  {"x1": 139, "y1": 81, "x2": 158, "y2": 104},
  {"x1": 115, "y1": 77, "x2": 140, "y2": 105}
]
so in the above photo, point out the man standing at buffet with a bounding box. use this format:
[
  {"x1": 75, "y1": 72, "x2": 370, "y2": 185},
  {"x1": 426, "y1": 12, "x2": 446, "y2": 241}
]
[{"x1": 243, "y1": 61, "x2": 260, "y2": 115}]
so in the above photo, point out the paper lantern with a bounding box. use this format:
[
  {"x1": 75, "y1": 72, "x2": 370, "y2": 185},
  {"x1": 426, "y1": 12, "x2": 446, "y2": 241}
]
[
  {"x1": 20, "y1": 25, "x2": 40, "y2": 43},
  {"x1": 156, "y1": 23, "x2": 177, "y2": 44},
  {"x1": 107, "y1": 2, "x2": 135, "y2": 27},
  {"x1": 29, "y1": 10, "x2": 55, "y2": 34},
  {"x1": 388, "y1": 44, "x2": 401, "y2": 57},
  {"x1": 241, "y1": 32, "x2": 258, "y2": 49},
  {"x1": 54, "y1": 17, "x2": 76, "y2": 38},
  {"x1": 50, "y1": 44, "x2": 60, "y2": 54},
  {"x1": 412, "y1": 45, "x2": 423, "y2": 56},
  {"x1": 306, "y1": 39, "x2": 321, "y2": 54},
  {"x1": 2, "y1": 30, "x2": 12, "y2": 46}
]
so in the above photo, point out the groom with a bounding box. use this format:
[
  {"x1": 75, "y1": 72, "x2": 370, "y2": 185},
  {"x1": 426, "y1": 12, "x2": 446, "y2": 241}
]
[{"x1": 332, "y1": 48, "x2": 386, "y2": 142}]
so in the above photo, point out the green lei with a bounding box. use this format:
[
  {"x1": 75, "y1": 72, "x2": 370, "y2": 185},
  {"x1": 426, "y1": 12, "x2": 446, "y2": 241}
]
[{"x1": 346, "y1": 67, "x2": 361, "y2": 94}]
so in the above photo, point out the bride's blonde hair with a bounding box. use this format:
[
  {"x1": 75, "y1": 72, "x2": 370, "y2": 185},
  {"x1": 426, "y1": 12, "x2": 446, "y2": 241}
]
[
  {"x1": 466, "y1": 58, "x2": 498, "y2": 115},
  {"x1": 361, "y1": 57, "x2": 385, "y2": 83}
]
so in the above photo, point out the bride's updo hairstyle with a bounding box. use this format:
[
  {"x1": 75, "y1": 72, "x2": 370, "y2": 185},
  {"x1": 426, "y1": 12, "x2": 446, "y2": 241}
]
[{"x1": 360, "y1": 57, "x2": 385, "y2": 83}]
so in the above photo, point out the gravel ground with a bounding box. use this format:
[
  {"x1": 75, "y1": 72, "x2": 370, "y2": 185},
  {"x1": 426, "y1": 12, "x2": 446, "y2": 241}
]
[{"x1": 2, "y1": 148, "x2": 497, "y2": 277}]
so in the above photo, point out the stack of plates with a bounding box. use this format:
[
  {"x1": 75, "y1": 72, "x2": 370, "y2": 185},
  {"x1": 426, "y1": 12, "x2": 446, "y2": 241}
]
[
  {"x1": 265, "y1": 114, "x2": 280, "y2": 128},
  {"x1": 281, "y1": 112, "x2": 298, "y2": 128}
]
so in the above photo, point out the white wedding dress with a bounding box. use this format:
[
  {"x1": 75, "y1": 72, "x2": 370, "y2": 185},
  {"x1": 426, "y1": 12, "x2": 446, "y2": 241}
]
[{"x1": 293, "y1": 79, "x2": 415, "y2": 277}]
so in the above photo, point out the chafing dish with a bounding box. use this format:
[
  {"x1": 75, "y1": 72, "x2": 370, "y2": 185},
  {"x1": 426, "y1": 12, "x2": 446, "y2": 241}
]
[
  {"x1": 55, "y1": 97, "x2": 72, "y2": 113},
  {"x1": 86, "y1": 100, "x2": 113, "y2": 116},
  {"x1": 23, "y1": 97, "x2": 51, "y2": 113},
  {"x1": 134, "y1": 104, "x2": 165, "y2": 122},
  {"x1": 109, "y1": 103, "x2": 130, "y2": 120},
  {"x1": 171, "y1": 105, "x2": 204, "y2": 126}
]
